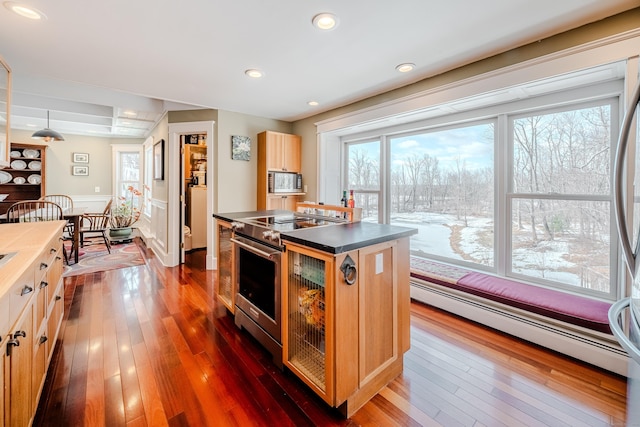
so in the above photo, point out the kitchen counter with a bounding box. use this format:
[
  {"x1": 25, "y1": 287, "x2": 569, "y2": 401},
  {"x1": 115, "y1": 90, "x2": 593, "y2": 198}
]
[
  {"x1": 212, "y1": 210, "x2": 417, "y2": 253},
  {"x1": 0, "y1": 220, "x2": 66, "y2": 296}
]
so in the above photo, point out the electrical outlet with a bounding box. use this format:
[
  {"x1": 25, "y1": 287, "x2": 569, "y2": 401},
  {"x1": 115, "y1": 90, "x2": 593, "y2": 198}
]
[
  {"x1": 304, "y1": 185, "x2": 308, "y2": 193},
  {"x1": 95, "y1": 186, "x2": 100, "y2": 193}
]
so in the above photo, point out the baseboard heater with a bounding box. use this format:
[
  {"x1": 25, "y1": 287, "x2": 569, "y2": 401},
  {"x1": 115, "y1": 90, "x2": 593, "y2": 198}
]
[{"x1": 410, "y1": 279, "x2": 629, "y2": 377}]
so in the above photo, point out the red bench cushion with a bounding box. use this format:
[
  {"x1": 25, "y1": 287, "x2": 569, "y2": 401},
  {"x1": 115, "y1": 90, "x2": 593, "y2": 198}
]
[{"x1": 454, "y1": 272, "x2": 611, "y2": 334}]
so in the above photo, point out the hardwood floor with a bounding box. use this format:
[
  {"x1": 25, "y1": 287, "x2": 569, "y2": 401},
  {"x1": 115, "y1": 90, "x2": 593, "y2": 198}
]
[{"x1": 34, "y1": 241, "x2": 628, "y2": 426}]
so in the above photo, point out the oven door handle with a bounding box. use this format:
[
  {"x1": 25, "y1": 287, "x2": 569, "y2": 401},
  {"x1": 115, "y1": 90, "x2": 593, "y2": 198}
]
[{"x1": 230, "y1": 237, "x2": 280, "y2": 259}]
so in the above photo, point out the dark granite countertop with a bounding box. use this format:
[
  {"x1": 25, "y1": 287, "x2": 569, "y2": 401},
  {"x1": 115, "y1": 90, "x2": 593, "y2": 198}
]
[
  {"x1": 281, "y1": 221, "x2": 417, "y2": 254},
  {"x1": 213, "y1": 211, "x2": 417, "y2": 254}
]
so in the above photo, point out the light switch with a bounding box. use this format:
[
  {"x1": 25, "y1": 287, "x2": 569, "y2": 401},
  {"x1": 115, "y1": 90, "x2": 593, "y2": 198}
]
[{"x1": 95, "y1": 186, "x2": 100, "y2": 193}]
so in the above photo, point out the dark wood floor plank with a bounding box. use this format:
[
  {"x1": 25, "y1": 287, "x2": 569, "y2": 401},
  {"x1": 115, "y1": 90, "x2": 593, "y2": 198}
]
[{"x1": 33, "y1": 244, "x2": 629, "y2": 426}]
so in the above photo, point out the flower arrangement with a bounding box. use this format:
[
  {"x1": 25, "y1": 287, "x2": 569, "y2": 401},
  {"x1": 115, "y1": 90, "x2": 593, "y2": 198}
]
[{"x1": 110, "y1": 185, "x2": 145, "y2": 228}]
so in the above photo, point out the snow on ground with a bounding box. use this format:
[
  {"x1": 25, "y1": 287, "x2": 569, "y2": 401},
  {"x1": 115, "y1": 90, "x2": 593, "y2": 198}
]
[{"x1": 390, "y1": 211, "x2": 597, "y2": 288}]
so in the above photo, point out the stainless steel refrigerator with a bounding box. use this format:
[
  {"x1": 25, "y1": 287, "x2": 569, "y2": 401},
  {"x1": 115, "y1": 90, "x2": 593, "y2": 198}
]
[{"x1": 610, "y1": 75, "x2": 640, "y2": 425}]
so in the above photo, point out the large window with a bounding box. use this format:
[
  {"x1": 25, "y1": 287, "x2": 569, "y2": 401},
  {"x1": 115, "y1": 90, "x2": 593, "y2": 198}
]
[
  {"x1": 340, "y1": 84, "x2": 619, "y2": 298},
  {"x1": 112, "y1": 145, "x2": 143, "y2": 210},
  {"x1": 390, "y1": 123, "x2": 495, "y2": 267},
  {"x1": 509, "y1": 102, "x2": 614, "y2": 292}
]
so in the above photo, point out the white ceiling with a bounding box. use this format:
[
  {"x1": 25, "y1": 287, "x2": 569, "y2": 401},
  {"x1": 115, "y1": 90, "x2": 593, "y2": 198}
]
[{"x1": 0, "y1": 0, "x2": 638, "y2": 139}]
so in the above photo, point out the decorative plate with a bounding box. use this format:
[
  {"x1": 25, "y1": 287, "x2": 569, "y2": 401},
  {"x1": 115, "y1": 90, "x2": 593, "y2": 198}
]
[
  {"x1": 0, "y1": 171, "x2": 12, "y2": 184},
  {"x1": 28, "y1": 174, "x2": 41, "y2": 184},
  {"x1": 13, "y1": 177, "x2": 26, "y2": 184},
  {"x1": 23, "y1": 149, "x2": 40, "y2": 158},
  {"x1": 10, "y1": 150, "x2": 21, "y2": 158},
  {"x1": 28, "y1": 161, "x2": 41, "y2": 170},
  {"x1": 10, "y1": 160, "x2": 27, "y2": 170}
]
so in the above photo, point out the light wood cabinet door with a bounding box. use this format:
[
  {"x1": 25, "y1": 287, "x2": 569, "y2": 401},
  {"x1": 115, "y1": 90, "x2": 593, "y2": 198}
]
[
  {"x1": 261, "y1": 131, "x2": 301, "y2": 172},
  {"x1": 5, "y1": 305, "x2": 33, "y2": 427},
  {"x1": 265, "y1": 132, "x2": 285, "y2": 171},
  {"x1": 281, "y1": 134, "x2": 301, "y2": 172},
  {"x1": 266, "y1": 194, "x2": 302, "y2": 211}
]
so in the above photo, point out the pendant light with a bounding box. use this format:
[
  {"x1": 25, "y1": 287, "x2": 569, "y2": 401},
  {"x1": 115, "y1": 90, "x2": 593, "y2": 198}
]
[{"x1": 32, "y1": 110, "x2": 64, "y2": 141}]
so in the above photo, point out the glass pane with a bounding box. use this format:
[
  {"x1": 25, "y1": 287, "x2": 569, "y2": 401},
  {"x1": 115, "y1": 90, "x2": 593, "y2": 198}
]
[
  {"x1": 390, "y1": 123, "x2": 495, "y2": 267},
  {"x1": 356, "y1": 193, "x2": 379, "y2": 223},
  {"x1": 347, "y1": 140, "x2": 380, "y2": 191},
  {"x1": 512, "y1": 104, "x2": 611, "y2": 195},
  {"x1": 120, "y1": 152, "x2": 140, "y2": 182},
  {"x1": 511, "y1": 198, "x2": 610, "y2": 293}
]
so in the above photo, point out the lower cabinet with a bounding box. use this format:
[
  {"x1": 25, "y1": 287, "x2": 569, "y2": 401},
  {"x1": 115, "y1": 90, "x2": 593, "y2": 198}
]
[
  {"x1": 215, "y1": 220, "x2": 235, "y2": 312},
  {"x1": 4, "y1": 304, "x2": 34, "y2": 427},
  {"x1": 266, "y1": 194, "x2": 302, "y2": 211},
  {"x1": 1, "y1": 224, "x2": 65, "y2": 427},
  {"x1": 282, "y1": 238, "x2": 407, "y2": 416}
]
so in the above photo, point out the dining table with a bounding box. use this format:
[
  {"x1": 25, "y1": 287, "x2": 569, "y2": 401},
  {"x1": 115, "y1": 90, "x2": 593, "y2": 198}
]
[{"x1": 63, "y1": 207, "x2": 87, "y2": 263}]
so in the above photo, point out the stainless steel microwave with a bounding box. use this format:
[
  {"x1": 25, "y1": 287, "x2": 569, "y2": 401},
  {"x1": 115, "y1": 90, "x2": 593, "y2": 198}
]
[{"x1": 268, "y1": 171, "x2": 302, "y2": 193}]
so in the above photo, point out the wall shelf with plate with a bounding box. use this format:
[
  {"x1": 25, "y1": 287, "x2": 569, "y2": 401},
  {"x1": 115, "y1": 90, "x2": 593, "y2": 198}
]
[{"x1": 0, "y1": 143, "x2": 47, "y2": 217}]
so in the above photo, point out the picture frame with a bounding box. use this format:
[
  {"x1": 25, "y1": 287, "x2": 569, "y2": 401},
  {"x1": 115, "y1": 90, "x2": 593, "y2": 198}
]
[
  {"x1": 154, "y1": 139, "x2": 164, "y2": 180},
  {"x1": 231, "y1": 135, "x2": 251, "y2": 161},
  {"x1": 73, "y1": 152, "x2": 89, "y2": 163},
  {"x1": 72, "y1": 165, "x2": 89, "y2": 176}
]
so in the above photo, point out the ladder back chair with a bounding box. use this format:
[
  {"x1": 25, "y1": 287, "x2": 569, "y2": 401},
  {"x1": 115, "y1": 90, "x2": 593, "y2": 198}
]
[
  {"x1": 6, "y1": 200, "x2": 71, "y2": 263},
  {"x1": 79, "y1": 199, "x2": 112, "y2": 253}
]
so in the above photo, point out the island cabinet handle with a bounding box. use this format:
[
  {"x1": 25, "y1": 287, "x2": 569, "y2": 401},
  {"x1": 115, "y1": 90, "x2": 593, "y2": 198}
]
[
  {"x1": 13, "y1": 330, "x2": 26, "y2": 338},
  {"x1": 55, "y1": 295, "x2": 62, "y2": 301},
  {"x1": 339, "y1": 255, "x2": 358, "y2": 285},
  {"x1": 40, "y1": 262, "x2": 48, "y2": 270},
  {"x1": 50, "y1": 248, "x2": 57, "y2": 254},
  {"x1": 21, "y1": 285, "x2": 34, "y2": 296},
  {"x1": 39, "y1": 335, "x2": 48, "y2": 345},
  {"x1": 6, "y1": 338, "x2": 20, "y2": 356},
  {"x1": 56, "y1": 256, "x2": 62, "y2": 261},
  {"x1": 40, "y1": 280, "x2": 48, "y2": 289}
]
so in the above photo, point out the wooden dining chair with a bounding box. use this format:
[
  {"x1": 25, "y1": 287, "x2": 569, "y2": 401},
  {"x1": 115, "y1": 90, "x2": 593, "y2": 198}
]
[
  {"x1": 41, "y1": 194, "x2": 75, "y2": 251},
  {"x1": 6, "y1": 200, "x2": 71, "y2": 263},
  {"x1": 79, "y1": 199, "x2": 112, "y2": 253}
]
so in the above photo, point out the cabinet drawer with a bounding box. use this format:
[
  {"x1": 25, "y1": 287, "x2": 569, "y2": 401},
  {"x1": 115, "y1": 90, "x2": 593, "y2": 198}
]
[
  {"x1": 35, "y1": 234, "x2": 61, "y2": 284},
  {"x1": 9, "y1": 260, "x2": 36, "y2": 328}
]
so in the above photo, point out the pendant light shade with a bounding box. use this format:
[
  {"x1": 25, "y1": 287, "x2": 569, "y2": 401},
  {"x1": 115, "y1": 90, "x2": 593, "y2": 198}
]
[{"x1": 32, "y1": 110, "x2": 64, "y2": 141}]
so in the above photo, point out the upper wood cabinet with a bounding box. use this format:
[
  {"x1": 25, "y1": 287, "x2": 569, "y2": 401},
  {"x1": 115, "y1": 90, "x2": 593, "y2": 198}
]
[
  {"x1": 257, "y1": 130, "x2": 303, "y2": 210},
  {"x1": 259, "y1": 131, "x2": 301, "y2": 172}
]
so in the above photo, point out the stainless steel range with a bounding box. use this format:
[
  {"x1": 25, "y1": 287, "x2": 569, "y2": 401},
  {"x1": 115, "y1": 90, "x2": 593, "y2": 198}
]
[{"x1": 230, "y1": 212, "x2": 345, "y2": 368}]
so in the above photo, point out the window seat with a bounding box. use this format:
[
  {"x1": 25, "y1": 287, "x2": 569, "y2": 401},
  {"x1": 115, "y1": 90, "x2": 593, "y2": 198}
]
[{"x1": 410, "y1": 257, "x2": 612, "y2": 334}]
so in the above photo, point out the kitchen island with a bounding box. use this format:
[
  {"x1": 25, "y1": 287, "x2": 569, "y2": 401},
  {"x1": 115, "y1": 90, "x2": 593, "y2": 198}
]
[
  {"x1": 0, "y1": 221, "x2": 66, "y2": 426},
  {"x1": 213, "y1": 210, "x2": 417, "y2": 416}
]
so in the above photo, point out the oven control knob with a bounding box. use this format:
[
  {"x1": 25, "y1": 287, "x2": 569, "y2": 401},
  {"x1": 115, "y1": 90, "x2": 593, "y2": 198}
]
[
  {"x1": 271, "y1": 231, "x2": 281, "y2": 244},
  {"x1": 262, "y1": 230, "x2": 273, "y2": 240},
  {"x1": 231, "y1": 221, "x2": 245, "y2": 231}
]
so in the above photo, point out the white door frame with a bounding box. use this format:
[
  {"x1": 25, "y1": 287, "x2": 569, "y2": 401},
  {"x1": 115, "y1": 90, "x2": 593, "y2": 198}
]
[{"x1": 167, "y1": 120, "x2": 216, "y2": 269}]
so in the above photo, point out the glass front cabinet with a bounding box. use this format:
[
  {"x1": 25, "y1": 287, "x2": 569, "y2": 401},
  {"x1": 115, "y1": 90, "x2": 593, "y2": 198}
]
[
  {"x1": 282, "y1": 239, "x2": 404, "y2": 415},
  {"x1": 215, "y1": 220, "x2": 235, "y2": 313}
]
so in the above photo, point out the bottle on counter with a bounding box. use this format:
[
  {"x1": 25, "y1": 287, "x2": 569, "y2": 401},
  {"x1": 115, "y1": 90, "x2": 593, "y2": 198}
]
[
  {"x1": 348, "y1": 190, "x2": 355, "y2": 208},
  {"x1": 340, "y1": 190, "x2": 348, "y2": 207}
]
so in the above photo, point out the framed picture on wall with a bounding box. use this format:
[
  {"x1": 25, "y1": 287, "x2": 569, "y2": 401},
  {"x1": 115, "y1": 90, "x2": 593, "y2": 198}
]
[
  {"x1": 73, "y1": 152, "x2": 89, "y2": 163},
  {"x1": 72, "y1": 165, "x2": 89, "y2": 176},
  {"x1": 154, "y1": 139, "x2": 164, "y2": 180}
]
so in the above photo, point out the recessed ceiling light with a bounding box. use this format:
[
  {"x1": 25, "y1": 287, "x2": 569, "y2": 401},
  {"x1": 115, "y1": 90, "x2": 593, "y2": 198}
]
[
  {"x1": 123, "y1": 110, "x2": 137, "y2": 116},
  {"x1": 312, "y1": 13, "x2": 338, "y2": 31},
  {"x1": 307, "y1": 101, "x2": 319, "y2": 106},
  {"x1": 245, "y1": 69, "x2": 264, "y2": 78},
  {"x1": 4, "y1": 1, "x2": 46, "y2": 20},
  {"x1": 395, "y1": 63, "x2": 416, "y2": 73}
]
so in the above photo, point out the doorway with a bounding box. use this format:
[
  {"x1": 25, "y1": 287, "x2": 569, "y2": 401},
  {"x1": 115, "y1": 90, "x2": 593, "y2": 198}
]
[
  {"x1": 167, "y1": 121, "x2": 216, "y2": 269},
  {"x1": 182, "y1": 133, "x2": 208, "y2": 263}
]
